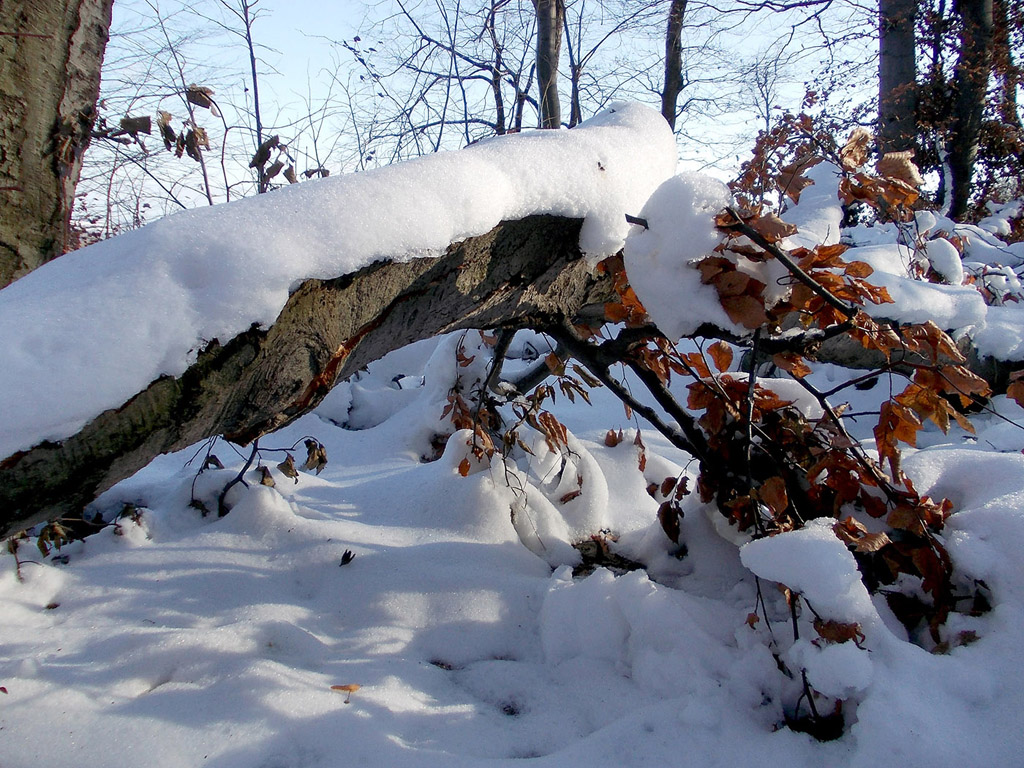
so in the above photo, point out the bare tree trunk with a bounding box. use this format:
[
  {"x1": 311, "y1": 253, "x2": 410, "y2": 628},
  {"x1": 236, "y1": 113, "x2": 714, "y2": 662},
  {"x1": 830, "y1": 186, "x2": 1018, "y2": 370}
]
[
  {"x1": 948, "y1": 0, "x2": 994, "y2": 220},
  {"x1": 0, "y1": 0, "x2": 114, "y2": 287},
  {"x1": 533, "y1": 0, "x2": 564, "y2": 128},
  {"x1": 0, "y1": 215, "x2": 613, "y2": 537},
  {"x1": 878, "y1": 0, "x2": 917, "y2": 153},
  {"x1": 661, "y1": 0, "x2": 687, "y2": 130}
]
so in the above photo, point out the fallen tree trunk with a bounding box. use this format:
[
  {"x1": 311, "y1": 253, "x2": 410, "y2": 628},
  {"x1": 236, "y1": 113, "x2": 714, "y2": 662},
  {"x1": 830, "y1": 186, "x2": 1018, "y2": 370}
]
[{"x1": 0, "y1": 214, "x2": 611, "y2": 537}]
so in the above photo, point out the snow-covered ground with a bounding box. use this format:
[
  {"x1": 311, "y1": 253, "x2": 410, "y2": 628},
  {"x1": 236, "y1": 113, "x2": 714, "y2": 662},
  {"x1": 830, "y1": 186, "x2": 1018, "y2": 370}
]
[
  {"x1": 3, "y1": 348, "x2": 1024, "y2": 767},
  {"x1": 3, "y1": 103, "x2": 1024, "y2": 766}
]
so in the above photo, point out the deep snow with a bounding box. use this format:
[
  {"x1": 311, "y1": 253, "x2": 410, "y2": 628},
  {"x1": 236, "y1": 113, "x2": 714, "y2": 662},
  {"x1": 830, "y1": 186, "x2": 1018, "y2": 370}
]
[{"x1": 3, "y1": 103, "x2": 1024, "y2": 767}]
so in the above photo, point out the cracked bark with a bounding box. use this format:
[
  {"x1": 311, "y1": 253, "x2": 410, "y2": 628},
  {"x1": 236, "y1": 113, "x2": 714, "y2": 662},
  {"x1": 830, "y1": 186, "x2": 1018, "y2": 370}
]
[{"x1": 0, "y1": 0, "x2": 113, "y2": 287}]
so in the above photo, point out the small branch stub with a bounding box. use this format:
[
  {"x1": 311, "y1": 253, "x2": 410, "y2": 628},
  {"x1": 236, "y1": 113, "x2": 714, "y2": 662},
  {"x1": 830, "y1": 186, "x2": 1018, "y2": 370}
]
[{"x1": 331, "y1": 683, "x2": 361, "y2": 704}]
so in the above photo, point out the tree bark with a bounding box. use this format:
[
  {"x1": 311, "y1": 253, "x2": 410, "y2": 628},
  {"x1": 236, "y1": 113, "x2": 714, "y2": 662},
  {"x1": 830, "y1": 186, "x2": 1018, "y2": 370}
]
[
  {"x1": 877, "y1": 0, "x2": 917, "y2": 153},
  {"x1": 533, "y1": 0, "x2": 564, "y2": 128},
  {"x1": 992, "y1": 0, "x2": 1021, "y2": 130},
  {"x1": 948, "y1": 0, "x2": 994, "y2": 220},
  {"x1": 661, "y1": 0, "x2": 687, "y2": 130},
  {"x1": 0, "y1": 0, "x2": 114, "y2": 287},
  {"x1": 0, "y1": 215, "x2": 613, "y2": 537}
]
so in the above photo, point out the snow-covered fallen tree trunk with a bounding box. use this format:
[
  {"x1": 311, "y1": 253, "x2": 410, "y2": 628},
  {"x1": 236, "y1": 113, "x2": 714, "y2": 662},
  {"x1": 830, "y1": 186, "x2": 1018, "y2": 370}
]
[
  {"x1": 0, "y1": 214, "x2": 613, "y2": 537},
  {"x1": 0, "y1": 102, "x2": 678, "y2": 537}
]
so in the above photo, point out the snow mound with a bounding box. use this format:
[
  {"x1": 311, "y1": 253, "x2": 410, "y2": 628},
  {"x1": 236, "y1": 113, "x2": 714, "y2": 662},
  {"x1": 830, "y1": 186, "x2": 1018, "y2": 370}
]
[{"x1": 623, "y1": 173, "x2": 732, "y2": 338}]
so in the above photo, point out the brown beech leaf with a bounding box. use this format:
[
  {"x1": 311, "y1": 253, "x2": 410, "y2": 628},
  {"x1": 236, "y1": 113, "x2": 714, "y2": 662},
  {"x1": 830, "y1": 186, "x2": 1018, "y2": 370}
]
[
  {"x1": 1007, "y1": 375, "x2": 1024, "y2": 410},
  {"x1": 746, "y1": 612, "x2": 761, "y2": 628},
  {"x1": 843, "y1": 260, "x2": 874, "y2": 278},
  {"x1": 660, "y1": 476, "x2": 677, "y2": 497},
  {"x1": 938, "y1": 365, "x2": 991, "y2": 406},
  {"x1": 758, "y1": 476, "x2": 788, "y2": 515},
  {"x1": 545, "y1": 352, "x2": 566, "y2": 376},
  {"x1": 458, "y1": 457, "x2": 471, "y2": 477},
  {"x1": 854, "y1": 531, "x2": 892, "y2": 553},
  {"x1": 185, "y1": 84, "x2": 216, "y2": 111},
  {"x1": 657, "y1": 501, "x2": 680, "y2": 543},
  {"x1": 833, "y1": 516, "x2": 868, "y2": 545},
  {"x1": 776, "y1": 158, "x2": 819, "y2": 203},
  {"x1": 331, "y1": 683, "x2": 361, "y2": 703},
  {"x1": 708, "y1": 341, "x2": 734, "y2": 373},
  {"x1": 249, "y1": 134, "x2": 280, "y2": 169},
  {"x1": 877, "y1": 150, "x2": 924, "y2": 187},
  {"x1": 277, "y1": 454, "x2": 299, "y2": 482},
  {"x1": 683, "y1": 352, "x2": 713, "y2": 379},
  {"x1": 258, "y1": 465, "x2": 276, "y2": 487},
  {"x1": 903, "y1": 321, "x2": 965, "y2": 364},
  {"x1": 265, "y1": 159, "x2": 284, "y2": 181},
  {"x1": 721, "y1": 295, "x2": 769, "y2": 330},
  {"x1": 773, "y1": 352, "x2": 811, "y2": 378},
  {"x1": 912, "y1": 545, "x2": 949, "y2": 597},
  {"x1": 749, "y1": 213, "x2": 798, "y2": 243},
  {"x1": 560, "y1": 489, "x2": 583, "y2": 504},
  {"x1": 119, "y1": 115, "x2": 151, "y2": 135},
  {"x1": 813, "y1": 617, "x2": 865, "y2": 646},
  {"x1": 860, "y1": 493, "x2": 888, "y2": 519},
  {"x1": 604, "y1": 301, "x2": 629, "y2": 323},
  {"x1": 604, "y1": 428, "x2": 624, "y2": 447},
  {"x1": 697, "y1": 256, "x2": 736, "y2": 284},
  {"x1": 839, "y1": 127, "x2": 872, "y2": 171},
  {"x1": 887, "y1": 504, "x2": 925, "y2": 535},
  {"x1": 304, "y1": 439, "x2": 328, "y2": 474},
  {"x1": 713, "y1": 270, "x2": 752, "y2": 298}
]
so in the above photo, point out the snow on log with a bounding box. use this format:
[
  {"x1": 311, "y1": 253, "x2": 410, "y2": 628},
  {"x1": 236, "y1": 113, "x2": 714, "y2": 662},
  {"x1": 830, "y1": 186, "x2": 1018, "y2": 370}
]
[
  {"x1": 0, "y1": 102, "x2": 677, "y2": 536},
  {"x1": 0, "y1": 214, "x2": 615, "y2": 536}
]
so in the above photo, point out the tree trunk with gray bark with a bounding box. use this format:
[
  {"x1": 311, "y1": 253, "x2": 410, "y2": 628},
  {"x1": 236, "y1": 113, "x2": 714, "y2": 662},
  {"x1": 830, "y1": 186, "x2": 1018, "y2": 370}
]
[
  {"x1": 533, "y1": 0, "x2": 564, "y2": 128},
  {"x1": 0, "y1": 0, "x2": 114, "y2": 287},
  {"x1": 661, "y1": 0, "x2": 687, "y2": 130},
  {"x1": 878, "y1": 0, "x2": 917, "y2": 153}
]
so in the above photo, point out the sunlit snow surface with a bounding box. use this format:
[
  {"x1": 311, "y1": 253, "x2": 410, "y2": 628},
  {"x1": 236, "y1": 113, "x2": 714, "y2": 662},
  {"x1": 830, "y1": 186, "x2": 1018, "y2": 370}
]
[{"x1": 2, "y1": 345, "x2": 1024, "y2": 767}]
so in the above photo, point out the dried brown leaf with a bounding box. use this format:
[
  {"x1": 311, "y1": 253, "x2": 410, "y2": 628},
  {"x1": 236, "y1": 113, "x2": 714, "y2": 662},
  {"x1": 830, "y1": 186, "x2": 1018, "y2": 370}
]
[
  {"x1": 721, "y1": 295, "x2": 769, "y2": 330},
  {"x1": 839, "y1": 127, "x2": 872, "y2": 171},
  {"x1": 749, "y1": 213, "x2": 798, "y2": 244},
  {"x1": 604, "y1": 428, "x2": 624, "y2": 447},
  {"x1": 877, "y1": 150, "x2": 924, "y2": 187},
  {"x1": 708, "y1": 341, "x2": 734, "y2": 373},
  {"x1": 657, "y1": 501, "x2": 680, "y2": 543},
  {"x1": 813, "y1": 617, "x2": 865, "y2": 645}
]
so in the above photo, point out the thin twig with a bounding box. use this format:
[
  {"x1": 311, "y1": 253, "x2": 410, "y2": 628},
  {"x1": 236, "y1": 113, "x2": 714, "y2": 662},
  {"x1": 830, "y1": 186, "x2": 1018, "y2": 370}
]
[
  {"x1": 723, "y1": 206, "x2": 856, "y2": 320},
  {"x1": 218, "y1": 439, "x2": 259, "y2": 516}
]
